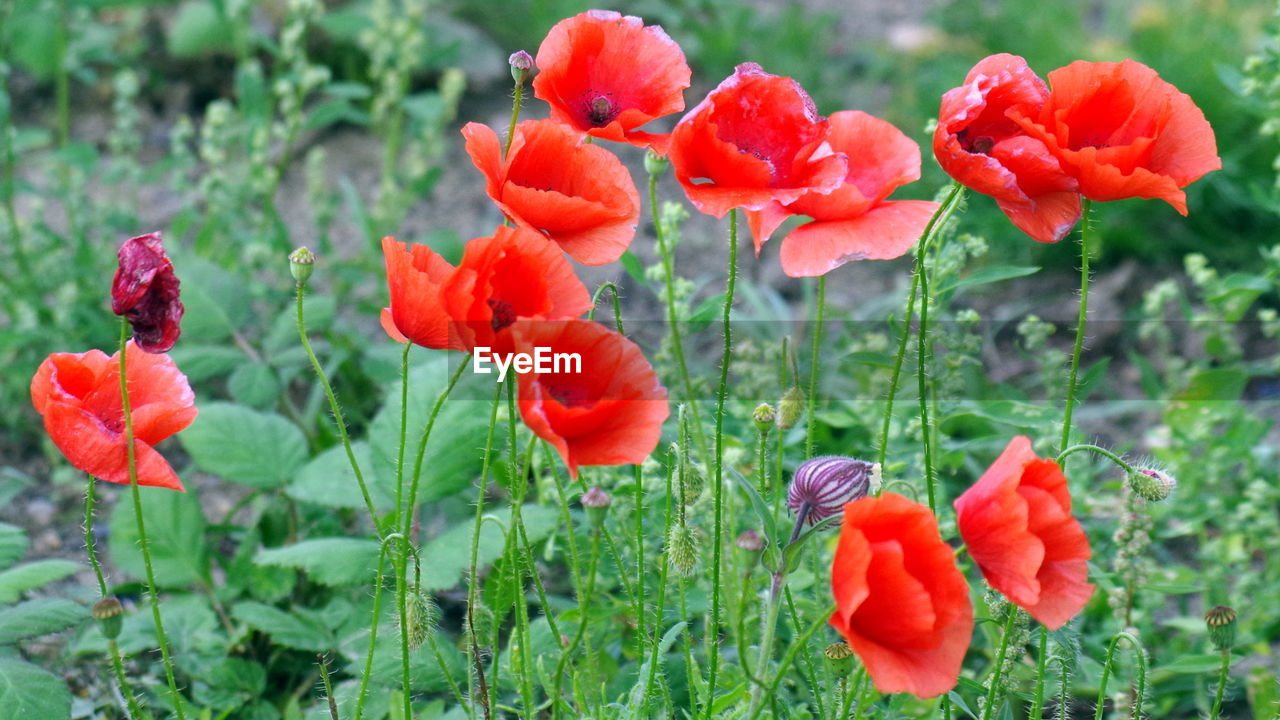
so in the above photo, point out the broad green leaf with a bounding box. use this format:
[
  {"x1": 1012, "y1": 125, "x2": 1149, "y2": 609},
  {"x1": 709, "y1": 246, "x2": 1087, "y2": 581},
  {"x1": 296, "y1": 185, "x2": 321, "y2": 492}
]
[
  {"x1": 419, "y1": 504, "x2": 557, "y2": 591},
  {"x1": 1156, "y1": 653, "x2": 1239, "y2": 674},
  {"x1": 0, "y1": 659, "x2": 72, "y2": 720},
  {"x1": 181, "y1": 402, "x2": 308, "y2": 489},
  {"x1": 361, "y1": 628, "x2": 466, "y2": 691},
  {"x1": 167, "y1": 0, "x2": 237, "y2": 58},
  {"x1": 0, "y1": 524, "x2": 28, "y2": 571},
  {"x1": 228, "y1": 363, "x2": 282, "y2": 410},
  {"x1": 287, "y1": 442, "x2": 392, "y2": 512},
  {"x1": 172, "y1": 256, "x2": 253, "y2": 343},
  {"x1": 0, "y1": 599, "x2": 84, "y2": 644},
  {"x1": 939, "y1": 265, "x2": 1040, "y2": 294},
  {"x1": 254, "y1": 538, "x2": 380, "y2": 587},
  {"x1": 110, "y1": 485, "x2": 207, "y2": 587},
  {"x1": 192, "y1": 657, "x2": 267, "y2": 710},
  {"x1": 0, "y1": 560, "x2": 79, "y2": 603},
  {"x1": 166, "y1": 345, "x2": 245, "y2": 382},
  {"x1": 232, "y1": 602, "x2": 334, "y2": 652}
]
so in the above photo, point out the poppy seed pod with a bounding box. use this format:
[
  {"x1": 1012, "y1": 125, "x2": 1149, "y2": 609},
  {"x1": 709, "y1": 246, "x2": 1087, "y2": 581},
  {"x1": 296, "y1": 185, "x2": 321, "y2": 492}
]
[
  {"x1": 644, "y1": 149, "x2": 670, "y2": 177},
  {"x1": 1204, "y1": 605, "x2": 1236, "y2": 652},
  {"x1": 509, "y1": 50, "x2": 533, "y2": 84},
  {"x1": 823, "y1": 641, "x2": 855, "y2": 678},
  {"x1": 752, "y1": 403, "x2": 776, "y2": 433},
  {"x1": 289, "y1": 246, "x2": 315, "y2": 284},
  {"x1": 581, "y1": 486, "x2": 611, "y2": 529},
  {"x1": 787, "y1": 456, "x2": 873, "y2": 526},
  {"x1": 92, "y1": 596, "x2": 125, "y2": 640}
]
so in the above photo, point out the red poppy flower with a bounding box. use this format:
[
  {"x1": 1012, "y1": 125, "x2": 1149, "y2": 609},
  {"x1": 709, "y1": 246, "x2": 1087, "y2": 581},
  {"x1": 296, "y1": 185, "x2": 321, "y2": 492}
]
[
  {"x1": 463, "y1": 119, "x2": 641, "y2": 266},
  {"x1": 31, "y1": 341, "x2": 198, "y2": 491},
  {"x1": 441, "y1": 225, "x2": 593, "y2": 354},
  {"x1": 933, "y1": 54, "x2": 1081, "y2": 244},
  {"x1": 954, "y1": 436, "x2": 1093, "y2": 629},
  {"x1": 1009, "y1": 59, "x2": 1221, "y2": 213},
  {"x1": 111, "y1": 232, "x2": 184, "y2": 353},
  {"x1": 509, "y1": 320, "x2": 668, "y2": 479},
  {"x1": 532, "y1": 10, "x2": 691, "y2": 152},
  {"x1": 779, "y1": 111, "x2": 940, "y2": 277},
  {"x1": 380, "y1": 236, "x2": 462, "y2": 351},
  {"x1": 667, "y1": 63, "x2": 847, "y2": 251},
  {"x1": 830, "y1": 492, "x2": 973, "y2": 698}
]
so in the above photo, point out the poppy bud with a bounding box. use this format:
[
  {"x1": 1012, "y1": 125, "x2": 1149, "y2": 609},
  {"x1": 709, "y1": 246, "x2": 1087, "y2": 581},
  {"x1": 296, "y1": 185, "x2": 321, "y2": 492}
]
[
  {"x1": 92, "y1": 596, "x2": 125, "y2": 640},
  {"x1": 580, "y1": 486, "x2": 611, "y2": 529},
  {"x1": 1204, "y1": 605, "x2": 1237, "y2": 652},
  {"x1": 666, "y1": 524, "x2": 699, "y2": 576},
  {"x1": 681, "y1": 461, "x2": 705, "y2": 505},
  {"x1": 752, "y1": 403, "x2": 776, "y2": 433},
  {"x1": 1129, "y1": 468, "x2": 1176, "y2": 502},
  {"x1": 644, "y1": 149, "x2": 670, "y2": 177},
  {"x1": 788, "y1": 456, "x2": 872, "y2": 526},
  {"x1": 735, "y1": 529, "x2": 764, "y2": 552},
  {"x1": 509, "y1": 50, "x2": 533, "y2": 84},
  {"x1": 399, "y1": 590, "x2": 438, "y2": 651},
  {"x1": 111, "y1": 232, "x2": 183, "y2": 353},
  {"x1": 777, "y1": 387, "x2": 804, "y2": 430},
  {"x1": 823, "y1": 641, "x2": 855, "y2": 678},
  {"x1": 289, "y1": 246, "x2": 316, "y2": 285}
]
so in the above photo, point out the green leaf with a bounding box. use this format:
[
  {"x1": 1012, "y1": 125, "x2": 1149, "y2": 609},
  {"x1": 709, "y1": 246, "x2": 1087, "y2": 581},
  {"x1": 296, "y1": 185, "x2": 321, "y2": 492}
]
[
  {"x1": 619, "y1": 250, "x2": 648, "y2": 287},
  {"x1": 232, "y1": 602, "x2": 334, "y2": 652},
  {"x1": 167, "y1": 0, "x2": 237, "y2": 58},
  {"x1": 181, "y1": 402, "x2": 308, "y2": 489},
  {"x1": 254, "y1": 538, "x2": 381, "y2": 587},
  {"x1": 687, "y1": 293, "x2": 726, "y2": 331},
  {"x1": 172, "y1": 256, "x2": 253, "y2": 344},
  {"x1": 228, "y1": 363, "x2": 282, "y2": 410},
  {"x1": 0, "y1": 599, "x2": 84, "y2": 644},
  {"x1": 0, "y1": 525, "x2": 28, "y2": 571},
  {"x1": 287, "y1": 442, "x2": 392, "y2": 512},
  {"x1": 110, "y1": 485, "x2": 207, "y2": 588},
  {"x1": 0, "y1": 658, "x2": 72, "y2": 720},
  {"x1": 193, "y1": 657, "x2": 267, "y2": 710},
  {"x1": 0, "y1": 560, "x2": 79, "y2": 603},
  {"x1": 420, "y1": 504, "x2": 557, "y2": 591},
  {"x1": 939, "y1": 265, "x2": 1040, "y2": 293},
  {"x1": 166, "y1": 345, "x2": 246, "y2": 382},
  {"x1": 1156, "y1": 653, "x2": 1237, "y2": 674}
]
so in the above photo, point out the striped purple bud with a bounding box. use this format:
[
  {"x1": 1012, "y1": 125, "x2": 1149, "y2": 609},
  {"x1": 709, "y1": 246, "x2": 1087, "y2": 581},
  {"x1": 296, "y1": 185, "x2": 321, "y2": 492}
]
[{"x1": 787, "y1": 456, "x2": 872, "y2": 526}]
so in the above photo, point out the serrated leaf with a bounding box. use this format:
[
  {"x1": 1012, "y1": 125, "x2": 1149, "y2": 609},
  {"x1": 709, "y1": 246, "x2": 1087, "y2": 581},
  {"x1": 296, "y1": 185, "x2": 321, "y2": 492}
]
[
  {"x1": 166, "y1": 345, "x2": 246, "y2": 382},
  {"x1": 287, "y1": 442, "x2": 392, "y2": 511},
  {"x1": 0, "y1": 658, "x2": 72, "y2": 720},
  {"x1": 0, "y1": 525, "x2": 28, "y2": 571},
  {"x1": 232, "y1": 602, "x2": 334, "y2": 652},
  {"x1": 419, "y1": 504, "x2": 556, "y2": 591},
  {"x1": 181, "y1": 402, "x2": 308, "y2": 489},
  {"x1": 228, "y1": 363, "x2": 282, "y2": 410},
  {"x1": 110, "y1": 486, "x2": 207, "y2": 588},
  {"x1": 0, "y1": 560, "x2": 79, "y2": 603},
  {"x1": 0, "y1": 599, "x2": 84, "y2": 644},
  {"x1": 171, "y1": 255, "x2": 253, "y2": 343},
  {"x1": 254, "y1": 538, "x2": 380, "y2": 587}
]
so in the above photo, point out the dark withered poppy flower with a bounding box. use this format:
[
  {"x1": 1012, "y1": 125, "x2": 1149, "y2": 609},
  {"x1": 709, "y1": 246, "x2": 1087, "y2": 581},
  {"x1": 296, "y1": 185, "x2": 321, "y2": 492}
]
[
  {"x1": 380, "y1": 236, "x2": 462, "y2": 351},
  {"x1": 509, "y1": 320, "x2": 668, "y2": 479},
  {"x1": 830, "y1": 492, "x2": 973, "y2": 698},
  {"x1": 532, "y1": 10, "x2": 691, "y2": 152},
  {"x1": 780, "y1": 111, "x2": 940, "y2": 277},
  {"x1": 954, "y1": 436, "x2": 1093, "y2": 630},
  {"x1": 667, "y1": 63, "x2": 847, "y2": 252},
  {"x1": 31, "y1": 342, "x2": 198, "y2": 491},
  {"x1": 1009, "y1": 59, "x2": 1221, "y2": 213},
  {"x1": 111, "y1": 232, "x2": 184, "y2": 353},
  {"x1": 933, "y1": 54, "x2": 1081, "y2": 244},
  {"x1": 441, "y1": 225, "x2": 593, "y2": 354},
  {"x1": 463, "y1": 119, "x2": 641, "y2": 266}
]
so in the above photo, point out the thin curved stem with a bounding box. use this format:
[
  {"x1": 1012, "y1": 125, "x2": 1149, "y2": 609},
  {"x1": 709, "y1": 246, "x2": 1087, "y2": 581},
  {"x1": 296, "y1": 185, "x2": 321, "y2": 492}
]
[
  {"x1": 352, "y1": 543, "x2": 390, "y2": 720},
  {"x1": 980, "y1": 610, "x2": 1019, "y2": 720},
  {"x1": 1061, "y1": 198, "x2": 1094, "y2": 453},
  {"x1": 706, "y1": 208, "x2": 738, "y2": 718},
  {"x1": 1055, "y1": 444, "x2": 1137, "y2": 475},
  {"x1": 805, "y1": 276, "x2": 825, "y2": 459},
  {"x1": 1095, "y1": 631, "x2": 1146, "y2": 720},
  {"x1": 118, "y1": 321, "x2": 185, "y2": 720},
  {"x1": 503, "y1": 76, "x2": 524, "y2": 159},
  {"x1": 917, "y1": 216, "x2": 938, "y2": 513}
]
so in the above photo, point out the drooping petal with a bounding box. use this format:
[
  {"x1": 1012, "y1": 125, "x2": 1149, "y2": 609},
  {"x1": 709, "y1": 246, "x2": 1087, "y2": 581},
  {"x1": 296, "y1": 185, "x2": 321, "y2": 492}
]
[{"x1": 779, "y1": 200, "x2": 938, "y2": 278}]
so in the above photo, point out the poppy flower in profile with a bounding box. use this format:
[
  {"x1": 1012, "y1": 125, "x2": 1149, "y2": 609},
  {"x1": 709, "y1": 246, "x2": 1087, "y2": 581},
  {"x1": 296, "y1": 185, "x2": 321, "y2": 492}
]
[
  {"x1": 779, "y1": 111, "x2": 941, "y2": 277},
  {"x1": 111, "y1": 232, "x2": 184, "y2": 353},
  {"x1": 380, "y1": 236, "x2": 462, "y2": 351},
  {"x1": 463, "y1": 119, "x2": 641, "y2": 266},
  {"x1": 667, "y1": 63, "x2": 847, "y2": 251},
  {"x1": 441, "y1": 225, "x2": 593, "y2": 353},
  {"x1": 954, "y1": 436, "x2": 1093, "y2": 630},
  {"x1": 830, "y1": 492, "x2": 973, "y2": 698},
  {"x1": 31, "y1": 341, "x2": 198, "y2": 491},
  {"x1": 934, "y1": 54, "x2": 1081, "y2": 244},
  {"x1": 509, "y1": 320, "x2": 669, "y2": 479},
  {"x1": 532, "y1": 10, "x2": 691, "y2": 152},
  {"x1": 1009, "y1": 59, "x2": 1221, "y2": 213}
]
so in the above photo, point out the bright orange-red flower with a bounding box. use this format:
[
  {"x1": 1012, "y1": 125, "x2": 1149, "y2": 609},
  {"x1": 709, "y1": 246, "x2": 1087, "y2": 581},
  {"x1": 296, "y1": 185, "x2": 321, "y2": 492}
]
[
  {"x1": 934, "y1": 54, "x2": 1081, "y2": 244},
  {"x1": 463, "y1": 119, "x2": 640, "y2": 266},
  {"x1": 380, "y1": 236, "x2": 462, "y2": 351},
  {"x1": 31, "y1": 341, "x2": 197, "y2": 491},
  {"x1": 668, "y1": 63, "x2": 847, "y2": 251},
  {"x1": 954, "y1": 436, "x2": 1093, "y2": 629},
  {"x1": 510, "y1": 320, "x2": 668, "y2": 479},
  {"x1": 442, "y1": 225, "x2": 593, "y2": 353},
  {"x1": 1010, "y1": 59, "x2": 1220, "y2": 213},
  {"x1": 779, "y1": 111, "x2": 940, "y2": 277},
  {"x1": 830, "y1": 492, "x2": 973, "y2": 698},
  {"x1": 532, "y1": 10, "x2": 691, "y2": 152}
]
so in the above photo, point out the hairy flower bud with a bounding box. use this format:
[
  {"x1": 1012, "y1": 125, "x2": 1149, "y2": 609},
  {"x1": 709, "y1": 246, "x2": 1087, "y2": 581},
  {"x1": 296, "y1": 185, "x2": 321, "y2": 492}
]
[
  {"x1": 509, "y1": 50, "x2": 533, "y2": 84},
  {"x1": 1129, "y1": 468, "x2": 1176, "y2": 502},
  {"x1": 788, "y1": 456, "x2": 872, "y2": 526},
  {"x1": 752, "y1": 403, "x2": 776, "y2": 433},
  {"x1": 289, "y1": 246, "x2": 316, "y2": 285},
  {"x1": 681, "y1": 460, "x2": 705, "y2": 505},
  {"x1": 92, "y1": 596, "x2": 125, "y2": 640},
  {"x1": 735, "y1": 529, "x2": 764, "y2": 552},
  {"x1": 666, "y1": 524, "x2": 699, "y2": 576},
  {"x1": 581, "y1": 486, "x2": 611, "y2": 529},
  {"x1": 1204, "y1": 605, "x2": 1237, "y2": 652},
  {"x1": 777, "y1": 386, "x2": 804, "y2": 430},
  {"x1": 400, "y1": 590, "x2": 438, "y2": 651},
  {"x1": 823, "y1": 641, "x2": 855, "y2": 677},
  {"x1": 112, "y1": 232, "x2": 183, "y2": 353}
]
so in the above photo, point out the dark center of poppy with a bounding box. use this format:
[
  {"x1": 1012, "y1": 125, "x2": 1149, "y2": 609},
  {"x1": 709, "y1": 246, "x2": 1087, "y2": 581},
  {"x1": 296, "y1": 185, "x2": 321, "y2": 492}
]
[
  {"x1": 548, "y1": 384, "x2": 591, "y2": 408},
  {"x1": 586, "y1": 95, "x2": 619, "y2": 127},
  {"x1": 488, "y1": 299, "x2": 517, "y2": 332},
  {"x1": 958, "y1": 129, "x2": 996, "y2": 156}
]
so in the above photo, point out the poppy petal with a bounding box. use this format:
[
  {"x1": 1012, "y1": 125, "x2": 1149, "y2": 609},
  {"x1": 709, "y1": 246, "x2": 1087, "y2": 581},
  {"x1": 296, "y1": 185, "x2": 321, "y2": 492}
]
[{"x1": 779, "y1": 200, "x2": 939, "y2": 277}]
